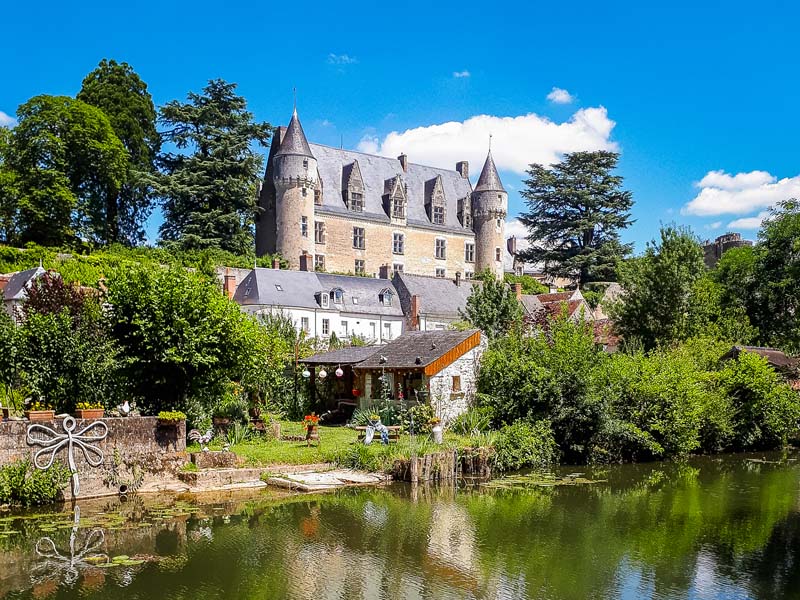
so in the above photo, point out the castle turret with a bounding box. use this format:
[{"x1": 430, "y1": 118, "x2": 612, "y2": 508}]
[
  {"x1": 273, "y1": 109, "x2": 317, "y2": 269},
  {"x1": 472, "y1": 150, "x2": 507, "y2": 279}
]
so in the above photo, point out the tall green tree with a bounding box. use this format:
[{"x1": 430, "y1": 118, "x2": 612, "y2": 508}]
[
  {"x1": 156, "y1": 79, "x2": 271, "y2": 254},
  {"x1": 518, "y1": 151, "x2": 634, "y2": 285},
  {"x1": 77, "y1": 59, "x2": 160, "y2": 245},
  {"x1": 7, "y1": 95, "x2": 128, "y2": 246},
  {"x1": 461, "y1": 274, "x2": 523, "y2": 338},
  {"x1": 609, "y1": 225, "x2": 708, "y2": 350},
  {"x1": 0, "y1": 127, "x2": 20, "y2": 243}
]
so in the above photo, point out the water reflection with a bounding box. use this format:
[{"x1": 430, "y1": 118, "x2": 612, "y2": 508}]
[{"x1": 0, "y1": 454, "x2": 799, "y2": 599}]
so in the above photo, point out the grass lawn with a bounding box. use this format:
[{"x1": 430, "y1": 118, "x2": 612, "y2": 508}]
[{"x1": 186, "y1": 420, "x2": 492, "y2": 472}]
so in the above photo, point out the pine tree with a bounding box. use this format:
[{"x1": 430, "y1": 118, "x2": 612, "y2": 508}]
[
  {"x1": 518, "y1": 151, "x2": 634, "y2": 285},
  {"x1": 157, "y1": 80, "x2": 271, "y2": 254}
]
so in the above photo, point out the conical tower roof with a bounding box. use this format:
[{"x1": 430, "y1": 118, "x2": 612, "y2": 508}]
[
  {"x1": 275, "y1": 109, "x2": 313, "y2": 157},
  {"x1": 474, "y1": 150, "x2": 505, "y2": 193}
]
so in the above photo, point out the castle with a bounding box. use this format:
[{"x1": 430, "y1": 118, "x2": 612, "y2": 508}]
[{"x1": 255, "y1": 110, "x2": 507, "y2": 280}]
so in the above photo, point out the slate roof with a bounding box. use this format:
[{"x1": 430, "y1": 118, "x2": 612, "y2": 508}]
[
  {"x1": 392, "y1": 272, "x2": 479, "y2": 319},
  {"x1": 1, "y1": 267, "x2": 45, "y2": 301},
  {"x1": 275, "y1": 109, "x2": 313, "y2": 157},
  {"x1": 353, "y1": 329, "x2": 480, "y2": 370},
  {"x1": 474, "y1": 150, "x2": 505, "y2": 193},
  {"x1": 723, "y1": 346, "x2": 799, "y2": 374},
  {"x1": 519, "y1": 295, "x2": 544, "y2": 315},
  {"x1": 299, "y1": 346, "x2": 379, "y2": 365},
  {"x1": 310, "y1": 143, "x2": 474, "y2": 233},
  {"x1": 232, "y1": 268, "x2": 403, "y2": 317}
]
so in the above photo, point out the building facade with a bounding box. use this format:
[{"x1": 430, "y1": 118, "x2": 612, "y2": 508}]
[
  {"x1": 256, "y1": 110, "x2": 507, "y2": 280},
  {"x1": 703, "y1": 233, "x2": 753, "y2": 268}
]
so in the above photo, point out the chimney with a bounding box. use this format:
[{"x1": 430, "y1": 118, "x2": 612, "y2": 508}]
[
  {"x1": 272, "y1": 257, "x2": 281, "y2": 270},
  {"x1": 410, "y1": 294, "x2": 420, "y2": 330},
  {"x1": 378, "y1": 264, "x2": 390, "y2": 280},
  {"x1": 299, "y1": 253, "x2": 311, "y2": 272},
  {"x1": 513, "y1": 282, "x2": 522, "y2": 301},
  {"x1": 398, "y1": 153, "x2": 408, "y2": 173},
  {"x1": 456, "y1": 161, "x2": 469, "y2": 179},
  {"x1": 507, "y1": 236, "x2": 517, "y2": 255},
  {"x1": 223, "y1": 268, "x2": 236, "y2": 299},
  {"x1": 455, "y1": 271, "x2": 461, "y2": 287}
]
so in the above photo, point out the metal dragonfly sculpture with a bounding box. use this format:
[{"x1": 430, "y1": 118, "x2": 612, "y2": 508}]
[{"x1": 26, "y1": 416, "x2": 108, "y2": 497}]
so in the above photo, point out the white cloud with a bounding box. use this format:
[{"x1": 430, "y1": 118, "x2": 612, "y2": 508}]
[
  {"x1": 546, "y1": 87, "x2": 575, "y2": 104},
  {"x1": 704, "y1": 221, "x2": 723, "y2": 230},
  {"x1": 683, "y1": 169, "x2": 800, "y2": 217},
  {"x1": 356, "y1": 107, "x2": 617, "y2": 175},
  {"x1": 327, "y1": 53, "x2": 358, "y2": 65},
  {"x1": 728, "y1": 211, "x2": 769, "y2": 230},
  {"x1": 453, "y1": 70, "x2": 471, "y2": 78},
  {"x1": 0, "y1": 111, "x2": 16, "y2": 128}
]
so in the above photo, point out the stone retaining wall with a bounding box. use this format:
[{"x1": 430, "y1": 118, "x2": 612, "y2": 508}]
[{"x1": 0, "y1": 416, "x2": 187, "y2": 500}]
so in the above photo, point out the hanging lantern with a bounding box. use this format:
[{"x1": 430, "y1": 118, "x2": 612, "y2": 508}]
[
  {"x1": 335, "y1": 367, "x2": 344, "y2": 378},
  {"x1": 319, "y1": 369, "x2": 328, "y2": 379},
  {"x1": 302, "y1": 368, "x2": 311, "y2": 379}
]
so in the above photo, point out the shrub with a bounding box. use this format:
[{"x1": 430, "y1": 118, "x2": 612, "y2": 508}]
[
  {"x1": 157, "y1": 410, "x2": 186, "y2": 423},
  {"x1": 0, "y1": 459, "x2": 71, "y2": 507},
  {"x1": 449, "y1": 406, "x2": 494, "y2": 436},
  {"x1": 493, "y1": 420, "x2": 558, "y2": 472},
  {"x1": 402, "y1": 403, "x2": 435, "y2": 435}
]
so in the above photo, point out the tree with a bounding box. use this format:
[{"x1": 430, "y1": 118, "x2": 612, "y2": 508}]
[
  {"x1": 156, "y1": 80, "x2": 271, "y2": 254},
  {"x1": 7, "y1": 95, "x2": 128, "y2": 246},
  {"x1": 503, "y1": 273, "x2": 548, "y2": 295},
  {"x1": 461, "y1": 275, "x2": 523, "y2": 338},
  {"x1": 609, "y1": 225, "x2": 707, "y2": 350},
  {"x1": 0, "y1": 127, "x2": 20, "y2": 243},
  {"x1": 77, "y1": 59, "x2": 161, "y2": 245},
  {"x1": 518, "y1": 151, "x2": 634, "y2": 285}
]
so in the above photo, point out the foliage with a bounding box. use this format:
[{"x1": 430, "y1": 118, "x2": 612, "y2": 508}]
[
  {"x1": 5, "y1": 95, "x2": 128, "y2": 246},
  {"x1": 21, "y1": 270, "x2": 93, "y2": 323},
  {"x1": 0, "y1": 459, "x2": 71, "y2": 507},
  {"x1": 226, "y1": 421, "x2": 251, "y2": 446},
  {"x1": 492, "y1": 420, "x2": 558, "y2": 472},
  {"x1": 0, "y1": 308, "x2": 22, "y2": 410},
  {"x1": 157, "y1": 410, "x2": 186, "y2": 423},
  {"x1": 77, "y1": 59, "x2": 161, "y2": 245},
  {"x1": 503, "y1": 273, "x2": 547, "y2": 295},
  {"x1": 461, "y1": 274, "x2": 523, "y2": 338},
  {"x1": 156, "y1": 79, "x2": 271, "y2": 254},
  {"x1": 76, "y1": 401, "x2": 103, "y2": 410},
  {"x1": 518, "y1": 151, "x2": 634, "y2": 285},
  {"x1": 449, "y1": 405, "x2": 494, "y2": 436},
  {"x1": 107, "y1": 266, "x2": 271, "y2": 423},
  {"x1": 402, "y1": 402, "x2": 435, "y2": 434}
]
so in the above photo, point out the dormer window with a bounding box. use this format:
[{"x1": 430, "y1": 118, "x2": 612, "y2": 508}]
[
  {"x1": 319, "y1": 292, "x2": 329, "y2": 308},
  {"x1": 458, "y1": 196, "x2": 472, "y2": 229},
  {"x1": 383, "y1": 176, "x2": 407, "y2": 221},
  {"x1": 275, "y1": 284, "x2": 283, "y2": 291},
  {"x1": 426, "y1": 175, "x2": 446, "y2": 225},
  {"x1": 380, "y1": 289, "x2": 394, "y2": 306},
  {"x1": 343, "y1": 160, "x2": 365, "y2": 212},
  {"x1": 331, "y1": 288, "x2": 344, "y2": 304}
]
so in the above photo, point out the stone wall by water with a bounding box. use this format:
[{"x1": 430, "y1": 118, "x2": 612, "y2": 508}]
[{"x1": 0, "y1": 416, "x2": 186, "y2": 500}]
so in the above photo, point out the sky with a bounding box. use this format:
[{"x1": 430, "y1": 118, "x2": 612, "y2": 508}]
[{"x1": 2, "y1": 0, "x2": 799, "y2": 251}]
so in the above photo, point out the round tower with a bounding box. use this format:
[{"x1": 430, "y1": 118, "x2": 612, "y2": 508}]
[
  {"x1": 472, "y1": 150, "x2": 507, "y2": 279},
  {"x1": 273, "y1": 109, "x2": 317, "y2": 270}
]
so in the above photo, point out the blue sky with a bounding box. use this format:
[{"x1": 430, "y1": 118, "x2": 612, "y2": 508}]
[{"x1": 2, "y1": 0, "x2": 798, "y2": 250}]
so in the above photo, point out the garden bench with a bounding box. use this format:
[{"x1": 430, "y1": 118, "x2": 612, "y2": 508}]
[{"x1": 355, "y1": 425, "x2": 401, "y2": 443}]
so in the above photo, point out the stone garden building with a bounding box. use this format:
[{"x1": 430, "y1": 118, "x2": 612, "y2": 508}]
[{"x1": 255, "y1": 110, "x2": 508, "y2": 280}]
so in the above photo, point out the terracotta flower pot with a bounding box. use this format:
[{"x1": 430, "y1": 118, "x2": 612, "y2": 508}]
[
  {"x1": 25, "y1": 410, "x2": 55, "y2": 422},
  {"x1": 157, "y1": 418, "x2": 181, "y2": 428},
  {"x1": 1, "y1": 407, "x2": 10, "y2": 420},
  {"x1": 75, "y1": 409, "x2": 105, "y2": 420}
]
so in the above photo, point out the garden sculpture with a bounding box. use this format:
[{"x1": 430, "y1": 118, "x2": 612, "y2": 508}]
[{"x1": 188, "y1": 428, "x2": 214, "y2": 452}]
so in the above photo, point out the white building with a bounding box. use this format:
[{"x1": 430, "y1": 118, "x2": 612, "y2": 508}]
[{"x1": 230, "y1": 267, "x2": 405, "y2": 343}]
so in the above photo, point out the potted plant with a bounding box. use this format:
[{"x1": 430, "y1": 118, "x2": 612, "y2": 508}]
[
  {"x1": 157, "y1": 410, "x2": 186, "y2": 427},
  {"x1": 75, "y1": 401, "x2": 105, "y2": 420},
  {"x1": 429, "y1": 417, "x2": 443, "y2": 444},
  {"x1": 25, "y1": 400, "x2": 55, "y2": 422},
  {"x1": 303, "y1": 413, "x2": 320, "y2": 445}
]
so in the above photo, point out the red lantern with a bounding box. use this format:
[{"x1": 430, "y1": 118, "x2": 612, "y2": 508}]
[{"x1": 352, "y1": 388, "x2": 361, "y2": 397}]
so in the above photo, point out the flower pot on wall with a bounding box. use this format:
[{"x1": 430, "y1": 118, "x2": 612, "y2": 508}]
[
  {"x1": 75, "y1": 409, "x2": 105, "y2": 420},
  {"x1": 1, "y1": 407, "x2": 9, "y2": 420},
  {"x1": 25, "y1": 410, "x2": 55, "y2": 422}
]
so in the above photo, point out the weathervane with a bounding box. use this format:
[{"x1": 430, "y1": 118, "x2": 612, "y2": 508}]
[{"x1": 27, "y1": 416, "x2": 108, "y2": 497}]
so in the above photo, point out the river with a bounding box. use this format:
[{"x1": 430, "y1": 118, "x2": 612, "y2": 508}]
[{"x1": 1, "y1": 452, "x2": 800, "y2": 599}]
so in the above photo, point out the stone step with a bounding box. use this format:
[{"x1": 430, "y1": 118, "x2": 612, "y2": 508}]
[{"x1": 178, "y1": 467, "x2": 265, "y2": 489}]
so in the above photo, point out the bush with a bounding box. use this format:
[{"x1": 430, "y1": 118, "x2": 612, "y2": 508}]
[
  {"x1": 402, "y1": 403, "x2": 435, "y2": 435},
  {"x1": 493, "y1": 420, "x2": 558, "y2": 472},
  {"x1": 449, "y1": 405, "x2": 494, "y2": 436},
  {"x1": 0, "y1": 459, "x2": 71, "y2": 507}
]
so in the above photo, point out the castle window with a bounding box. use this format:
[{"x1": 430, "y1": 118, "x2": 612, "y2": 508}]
[
  {"x1": 353, "y1": 227, "x2": 365, "y2": 249},
  {"x1": 393, "y1": 233, "x2": 404, "y2": 255},
  {"x1": 393, "y1": 263, "x2": 404, "y2": 274},
  {"x1": 314, "y1": 187, "x2": 322, "y2": 205},
  {"x1": 314, "y1": 254, "x2": 325, "y2": 271},
  {"x1": 495, "y1": 247, "x2": 502, "y2": 262},
  {"x1": 343, "y1": 160, "x2": 365, "y2": 212},
  {"x1": 354, "y1": 259, "x2": 365, "y2": 274},
  {"x1": 314, "y1": 221, "x2": 325, "y2": 244},
  {"x1": 301, "y1": 216, "x2": 308, "y2": 238},
  {"x1": 332, "y1": 288, "x2": 344, "y2": 303},
  {"x1": 303, "y1": 159, "x2": 309, "y2": 168},
  {"x1": 380, "y1": 289, "x2": 394, "y2": 306},
  {"x1": 350, "y1": 191, "x2": 364, "y2": 212},
  {"x1": 384, "y1": 176, "x2": 407, "y2": 221},
  {"x1": 464, "y1": 271, "x2": 473, "y2": 280},
  {"x1": 426, "y1": 175, "x2": 446, "y2": 226},
  {"x1": 435, "y1": 268, "x2": 446, "y2": 278},
  {"x1": 465, "y1": 242, "x2": 475, "y2": 263},
  {"x1": 302, "y1": 187, "x2": 307, "y2": 197},
  {"x1": 458, "y1": 197, "x2": 472, "y2": 229},
  {"x1": 435, "y1": 238, "x2": 446, "y2": 260},
  {"x1": 392, "y1": 197, "x2": 405, "y2": 219}
]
